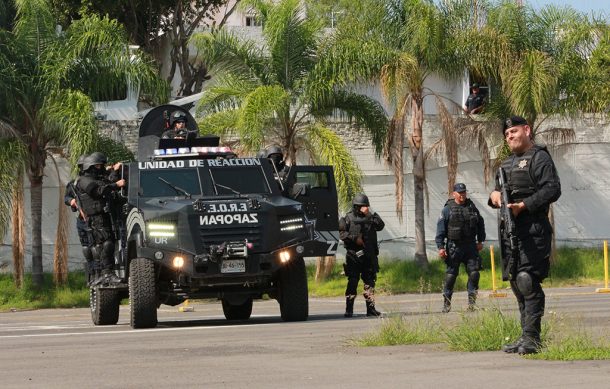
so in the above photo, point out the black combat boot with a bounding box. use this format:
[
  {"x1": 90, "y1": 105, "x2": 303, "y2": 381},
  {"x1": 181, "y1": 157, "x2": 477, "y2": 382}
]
[
  {"x1": 442, "y1": 295, "x2": 451, "y2": 313},
  {"x1": 100, "y1": 269, "x2": 122, "y2": 285},
  {"x1": 365, "y1": 300, "x2": 381, "y2": 317},
  {"x1": 467, "y1": 292, "x2": 477, "y2": 311},
  {"x1": 344, "y1": 296, "x2": 355, "y2": 318},
  {"x1": 502, "y1": 337, "x2": 524, "y2": 353},
  {"x1": 517, "y1": 336, "x2": 541, "y2": 355}
]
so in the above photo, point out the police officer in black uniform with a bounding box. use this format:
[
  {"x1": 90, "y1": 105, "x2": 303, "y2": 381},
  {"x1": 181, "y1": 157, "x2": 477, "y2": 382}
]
[
  {"x1": 489, "y1": 115, "x2": 561, "y2": 355},
  {"x1": 339, "y1": 193, "x2": 385, "y2": 317},
  {"x1": 64, "y1": 154, "x2": 95, "y2": 282},
  {"x1": 266, "y1": 145, "x2": 290, "y2": 181},
  {"x1": 161, "y1": 111, "x2": 189, "y2": 139},
  {"x1": 435, "y1": 183, "x2": 486, "y2": 312},
  {"x1": 76, "y1": 152, "x2": 126, "y2": 285}
]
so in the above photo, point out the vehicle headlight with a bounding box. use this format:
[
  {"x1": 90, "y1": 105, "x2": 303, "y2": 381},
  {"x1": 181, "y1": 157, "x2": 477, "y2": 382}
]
[
  {"x1": 148, "y1": 223, "x2": 176, "y2": 237},
  {"x1": 280, "y1": 216, "x2": 304, "y2": 232}
]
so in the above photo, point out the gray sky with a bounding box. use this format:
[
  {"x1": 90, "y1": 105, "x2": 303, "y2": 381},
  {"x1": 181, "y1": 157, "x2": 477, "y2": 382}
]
[{"x1": 529, "y1": 0, "x2": 608, "y2": 15}]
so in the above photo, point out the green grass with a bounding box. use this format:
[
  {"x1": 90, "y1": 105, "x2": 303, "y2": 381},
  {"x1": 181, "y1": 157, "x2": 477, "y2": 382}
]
[
  {"x1": 0, "y1": 272, "x2": 89, "y2": 311},
  {"x1": 308, "y1": 247, "x2": 608, "y2": 296},
  {"x1": 529, "y1": 331, "x2": 610, "y2": 361},
  {"x1": 444, "y1": 308, "x2": 524, "y2": 351},
  {"x1": 355, "y1": 308, "x2": 610, "y2": 360},
  {"x1": 354, "y1": 315, "x2": 444, "y2": 346}
]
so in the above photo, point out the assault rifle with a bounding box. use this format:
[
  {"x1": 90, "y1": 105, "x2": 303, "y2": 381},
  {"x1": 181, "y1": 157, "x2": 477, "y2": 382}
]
[
  {"x1": 67, "y1": 180, "x2": 87, "y2": 222},
  {"x1": 498, "y1": 167, "x2": 518, "y2": 281}
]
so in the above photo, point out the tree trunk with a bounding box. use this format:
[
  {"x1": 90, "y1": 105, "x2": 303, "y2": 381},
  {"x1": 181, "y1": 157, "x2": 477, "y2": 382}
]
[
  {"x1": 11, "y1": 177, "x2": 25, "y2": 288},
  {"x1": 410, "y1": 96, "x2": 429, "y2": 268},
  {"x1": 53, "y1": 184, "x2": 69, "y2": 285},
  {"x1": 314, "y1": 256, "x2": 336, "y2": 281},
  {"x1": 30, "y1": 175, "x2": 44, "y2": 288}
]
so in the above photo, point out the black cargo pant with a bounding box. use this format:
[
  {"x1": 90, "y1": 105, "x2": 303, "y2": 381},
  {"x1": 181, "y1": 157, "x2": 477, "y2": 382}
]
[
  {"x1": 88, "y1": 213, "x2": 116, "y2": 272},
  {"x1": 506, "y1": 216, "x2": 552, "y2": 341},
  {"x1": 344, "y1": 251, "x2": 377, "y2": 302}
]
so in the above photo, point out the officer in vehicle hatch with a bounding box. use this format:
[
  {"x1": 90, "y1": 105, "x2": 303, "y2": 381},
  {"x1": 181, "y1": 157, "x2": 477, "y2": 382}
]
[
  {"x1": 488, "y1": 115, "x2": 561, "y2": 355},
  {"x1": 266, "y1": 145, "x2": 290, "y2": 181},
  {"x1": 64, "y1": 154, "x2": 94, "y2": 283},
  {"x1": 76, "y1": 152, "x2": 126, "y2": 285},
  {"x1": 161, "y1": 111, "x2": 189, "y2": 139},
  {"x1": 435, "y1": 183, "x2": 486, "y2": 313},
  {"x1": 339, "y1": 193, "x2": 385, "y2": 317}
]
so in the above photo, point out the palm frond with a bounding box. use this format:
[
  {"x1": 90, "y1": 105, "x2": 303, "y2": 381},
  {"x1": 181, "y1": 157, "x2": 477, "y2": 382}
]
[
  {"x1": 197, "y1": 109, "x2": 241, "y2": 137},
  {"x1": 237, "y1": 84, "x2": 290, "y2": 151},
  {"x1": 196, "y1": 74, "x2": 259, "y2": 116},
  {"x1": 40, "y1": 90, "x2": 97, "y2": 170},
  {"x1": 0, "y1": 139, "x2": 27, "y2": 240},
  {"x1": 191, "y1": 29, "x2": 270, "y2": 84},
  {"x1": 309, "y1": 90, "x2": 388, "y2": 158},
  {"x1": 13, "y1": 0, "x2": 56, "y2": 58},
  {"x1": 305, "y1": 123, "x2": 362, "y2": 209}
]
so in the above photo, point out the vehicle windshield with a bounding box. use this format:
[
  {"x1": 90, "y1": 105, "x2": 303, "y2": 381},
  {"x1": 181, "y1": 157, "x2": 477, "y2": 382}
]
[
  {"x1": 140, "y1": 169, "x2": 202, "y2": 197},
  {"x1": 209, "y1": 167, "x2": 271, "y2": 195}
]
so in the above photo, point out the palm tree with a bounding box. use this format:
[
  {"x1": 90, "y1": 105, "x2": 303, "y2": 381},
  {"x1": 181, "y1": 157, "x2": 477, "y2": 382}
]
[
  {"x1": 190, "y1": 0, "x2": 388, "y2": 208},
  {"x1": 0, "y1": 0, "x2": 167, "y2": 288},
  {"x1": 329, "y1": 0, "x2": 472, "y2": 267}
]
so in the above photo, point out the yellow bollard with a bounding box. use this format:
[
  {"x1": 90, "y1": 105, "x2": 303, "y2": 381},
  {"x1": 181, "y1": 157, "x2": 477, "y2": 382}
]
[
  {"x1": 179, "y1": 299, "x2": 195, "y2": 312},
  {"x1": 489, "y1": 245, "x2": 507, "y2": 298},
  {"x1": 596, "y1": 240, "x2": 610, "y2": 293}
]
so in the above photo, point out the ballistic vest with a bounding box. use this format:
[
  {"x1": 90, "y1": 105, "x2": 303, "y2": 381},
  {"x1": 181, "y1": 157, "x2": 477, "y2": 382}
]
[
  {"x1": 501, "y1": 145, "x2": 546, "y2": 202},
  {"x1": 76, "y1": 174, "x2": 107, "y2": 216},
  {"x1": 447, "y1": 199, "x2": 479, "y2": 241}
]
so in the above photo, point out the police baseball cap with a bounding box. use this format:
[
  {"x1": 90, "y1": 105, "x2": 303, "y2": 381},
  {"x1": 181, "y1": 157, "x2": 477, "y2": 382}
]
[
  {"x1": 453, "y1": 183, "x2": 467, "y2": 192},
  {"x1": 503, "y1": 115, "x2": 528, "y2": 132},
  {"x1": 471, "y1": 83, "x2": 479, "y2": 88}
]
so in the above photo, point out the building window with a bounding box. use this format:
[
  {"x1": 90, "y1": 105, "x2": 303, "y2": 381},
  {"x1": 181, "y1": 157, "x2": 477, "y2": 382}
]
[{"x1": 245, "y1": 15, "x2": 261, "y2": 27}]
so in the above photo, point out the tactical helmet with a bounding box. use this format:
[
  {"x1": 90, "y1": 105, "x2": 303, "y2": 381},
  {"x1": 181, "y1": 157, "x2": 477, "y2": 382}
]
[
  {"x1": 76, "y1": 154, "x2": 87, "y2": 168},
  {"x1": 170, "y1": 111, "x2": 187, "y2": 126},
  {"x1": 83, "y1": 152, "x2": 107, "y2": 171},
  {"x1": 352, "y1": 193, "x2": 370, "y2": 207},
  {"x1": 255, "y1": 149, "x2": 267, "y2": 158},
  {"x1": 266, "y1": 145, "x2": 283, "y2": 158}
]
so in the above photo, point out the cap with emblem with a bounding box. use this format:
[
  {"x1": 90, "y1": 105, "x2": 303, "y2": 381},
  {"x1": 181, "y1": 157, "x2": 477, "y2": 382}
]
[
  {"x1": 503, "y1": 115, "x2": 528, "y2": 133},
  {"x1": 453, "y1": 183, "x2": 467, "y2": 192}
]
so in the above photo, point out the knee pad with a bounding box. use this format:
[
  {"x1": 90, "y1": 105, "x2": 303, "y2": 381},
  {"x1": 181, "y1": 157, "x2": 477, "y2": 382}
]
[
  {"x1": 102, "y1": 240, "x2": 115, "y2": 259},
  {"x1": 468, "y1": 271, "x2": 480, "y2": 285},
  {"x1": 90, "y1": 244, "x2": 102, "y2": 261},
  {"x1": 444, "y1": 273, "x2": 457, "y2": 290},
  {"x1": 516, "y1": 271, "x2": 534, "y2": 296},
  {"x1": 82, "y1": 246, "x2": 93, "y2": 262}
]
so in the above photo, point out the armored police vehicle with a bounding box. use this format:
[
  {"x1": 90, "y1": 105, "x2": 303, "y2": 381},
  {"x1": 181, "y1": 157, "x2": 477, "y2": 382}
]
[{"x1": 90, "y1": 105, "x2": 340, "y2": 328}]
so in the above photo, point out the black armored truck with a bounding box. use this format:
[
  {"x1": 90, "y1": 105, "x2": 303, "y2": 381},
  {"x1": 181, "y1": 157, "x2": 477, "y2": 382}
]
[{"x1": 90, "y1": 105, "x2": 340, "y2": 328}]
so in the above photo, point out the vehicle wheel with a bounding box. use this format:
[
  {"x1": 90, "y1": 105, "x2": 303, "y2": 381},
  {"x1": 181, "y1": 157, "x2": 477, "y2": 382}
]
[
  {"x1": 278, "y1": 257, "x2": 308, "y2": 321},
  {"x1": 222, "y1": 297, "x2": 253, "y2": 321},
  {"x1": 90, "y1": 287, "x2": 120, "y2": 325},
  {"x1": 129, "y1": 258, "x2": 158, "y2": 328}
]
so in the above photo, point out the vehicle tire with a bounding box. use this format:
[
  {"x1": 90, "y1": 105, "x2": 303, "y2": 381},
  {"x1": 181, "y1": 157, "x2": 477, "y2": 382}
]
[
  {"x1": 129, "y1": 258, "x2": 158, "y2": 328},
  {"x1": 278, "y1": 257, "x2": 308, "y2": 321},
  {"x1": 90, "y1": 287, "x2": 120, "y2": 325},
  {"x1": 222, "y1": 297, "x2": 253, "y2": 321}
]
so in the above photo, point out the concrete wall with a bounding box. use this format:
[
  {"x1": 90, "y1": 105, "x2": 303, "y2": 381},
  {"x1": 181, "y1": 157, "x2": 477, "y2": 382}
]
[{"x1": 2, "y1": 115, "x2": 609, "y2": 272}]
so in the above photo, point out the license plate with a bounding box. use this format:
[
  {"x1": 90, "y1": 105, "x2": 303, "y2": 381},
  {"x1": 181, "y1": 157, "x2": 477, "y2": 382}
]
[{"x1": 221, "y1": 259, "x2": 246, "y2": 273}]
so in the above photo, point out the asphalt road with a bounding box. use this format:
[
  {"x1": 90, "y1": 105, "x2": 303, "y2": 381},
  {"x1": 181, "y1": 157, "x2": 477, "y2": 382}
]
[{"x1": 1, "y1": 287, "x2": 609, "y2": 389}]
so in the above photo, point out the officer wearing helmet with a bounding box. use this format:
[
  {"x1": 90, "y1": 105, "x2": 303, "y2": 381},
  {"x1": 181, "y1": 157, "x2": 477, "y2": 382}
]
[
  {"x1": 76, "y1": 152, "x2": 126, "y2": 285},
  {"x1": 64, "y1": 154, "x2": 95, "y2": 282},
  {"x1": 339, "y1": 193, "x2": 385, "y2": 317},
  {"x1": 162, "y1": 111, "x2": 189, "y2": 139}
]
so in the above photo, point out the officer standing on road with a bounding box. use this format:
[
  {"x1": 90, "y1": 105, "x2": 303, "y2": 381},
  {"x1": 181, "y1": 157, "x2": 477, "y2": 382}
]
[
  {"x1": 339, "y1": 193, "x2": 385, "y2": 317},
  {"x1": 76, "y1": 152, "x2": 126, "y2": 285},
  {"x1": 64, "y1": 154, "x2": 94, "y2": 282},
  {"x1": 435, "y1": 183, "x2": 486, "y2": 313},
  {"x1": 488, "y1": 115, "x2": 561, "y2": 355},
  {"x1": 161, "y1": 111, "x2": 189, "y2": 139}
]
